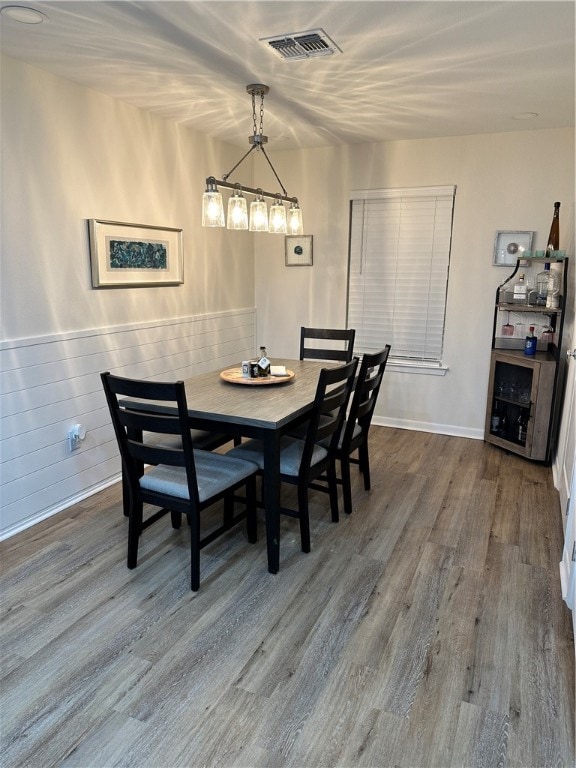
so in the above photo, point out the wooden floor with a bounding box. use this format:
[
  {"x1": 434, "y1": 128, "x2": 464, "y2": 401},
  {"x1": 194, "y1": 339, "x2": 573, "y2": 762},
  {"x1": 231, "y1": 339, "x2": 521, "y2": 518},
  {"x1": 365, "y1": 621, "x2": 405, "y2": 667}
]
[{"x1": 1, "y1": 428, "x2": 574, "y2": 768}]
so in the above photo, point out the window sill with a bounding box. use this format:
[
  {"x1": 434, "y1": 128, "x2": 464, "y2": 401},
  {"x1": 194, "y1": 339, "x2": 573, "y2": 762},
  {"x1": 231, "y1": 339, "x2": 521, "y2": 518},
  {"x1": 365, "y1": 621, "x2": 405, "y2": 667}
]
[{"x1": 388, "y1": 360, "x2": 448, "y2": 376}]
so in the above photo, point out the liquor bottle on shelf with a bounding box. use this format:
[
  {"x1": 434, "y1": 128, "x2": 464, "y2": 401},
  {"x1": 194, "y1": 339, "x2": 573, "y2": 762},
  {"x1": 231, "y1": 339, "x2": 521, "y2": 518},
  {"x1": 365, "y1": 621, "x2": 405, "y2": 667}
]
[
  {"x1": 524, "y1": 326, "x2": 537, "y2": 356},
  {"x1": 546, "y1": 201, "x2": 560, "y2": 252},
  {"x1": 491, "y1": 401, "x2": 500, "y2": 433},
  {"x1": 515, "y1": 412, "x2": 528, "y2": 444},
  {"x1": 498, "y1": 409, "x2": 508, "y2": 439},
  {"x1": 257, "y1": 346, "x2": 271, "y2": 377},
  {"x1": 536, "y1": 262, "x2": 551, "y2": 305},
  {"x1": 546, "y1": 269, "x2": 560, "y2": 309},
  {"x1": 512, "y1": 273, "x2": 528, "y2": 303}
]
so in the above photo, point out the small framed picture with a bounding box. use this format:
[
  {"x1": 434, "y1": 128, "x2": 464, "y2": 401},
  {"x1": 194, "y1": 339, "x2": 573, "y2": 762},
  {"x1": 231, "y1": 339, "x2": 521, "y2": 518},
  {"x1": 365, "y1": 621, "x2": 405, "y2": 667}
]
[
  {"x1": 493, "y1": 231, "x2": 534, "y2": 266},
  {"x1": 285, "y1": 235, "x2": 313, "y2": 266}
]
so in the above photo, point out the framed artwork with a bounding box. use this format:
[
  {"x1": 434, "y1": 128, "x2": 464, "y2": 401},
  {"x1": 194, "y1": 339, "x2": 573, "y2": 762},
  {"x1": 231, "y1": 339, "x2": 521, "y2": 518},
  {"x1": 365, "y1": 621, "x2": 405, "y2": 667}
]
[
  {"x1": 493, "y1": 230, "x2": 534, "y2": 267},
  {"x1": 88, "y1": 219, "x2": 183, "y2": 287},
  {"x1": 285, "y1": 235, "x2": 313, "y2": 267}
]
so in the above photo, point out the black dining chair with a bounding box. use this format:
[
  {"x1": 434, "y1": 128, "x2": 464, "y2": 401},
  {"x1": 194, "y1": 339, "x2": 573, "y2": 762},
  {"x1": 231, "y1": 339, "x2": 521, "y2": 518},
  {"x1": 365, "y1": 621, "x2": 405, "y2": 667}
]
[
  {"x1": 225, "y1": 358, "x2": 358, "y2": 553},
  {"x1": 299, "y1": 326, "x2": 356, "y2": 363},
  {"x1": 120, "y1": 427, "x2": 233, "y2": 517},
  {"x1": 101, "y1": 372, "x2": 259, "y2": 591},
  {"x1": 311, "y1": 346, "x2": 391, "y2": 516}
]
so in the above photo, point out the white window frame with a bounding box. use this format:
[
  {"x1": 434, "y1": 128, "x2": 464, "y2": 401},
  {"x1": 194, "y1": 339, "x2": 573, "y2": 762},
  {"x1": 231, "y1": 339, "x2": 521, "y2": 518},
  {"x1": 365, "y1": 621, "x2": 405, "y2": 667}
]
[{"x1": 347, "y1": 185, "x2": 456, "y2": 375}]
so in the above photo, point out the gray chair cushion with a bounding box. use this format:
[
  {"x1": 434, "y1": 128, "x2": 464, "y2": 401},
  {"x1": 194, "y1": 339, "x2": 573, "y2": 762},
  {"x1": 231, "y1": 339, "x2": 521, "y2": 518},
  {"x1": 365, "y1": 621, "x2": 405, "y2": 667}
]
[
  {"x1": 140, "y1": 449, "x2": 258, "y2": 503},
  {"x1": 227, "y1": 437, "x2": 328, "y2": 477}
]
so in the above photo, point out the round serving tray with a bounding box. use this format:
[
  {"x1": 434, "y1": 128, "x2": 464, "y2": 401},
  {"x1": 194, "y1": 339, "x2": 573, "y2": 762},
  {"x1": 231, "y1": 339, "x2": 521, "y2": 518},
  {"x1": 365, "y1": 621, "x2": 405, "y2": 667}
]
[{"x1": 220, "y1": 368, "x2": 295, "y2": 386}]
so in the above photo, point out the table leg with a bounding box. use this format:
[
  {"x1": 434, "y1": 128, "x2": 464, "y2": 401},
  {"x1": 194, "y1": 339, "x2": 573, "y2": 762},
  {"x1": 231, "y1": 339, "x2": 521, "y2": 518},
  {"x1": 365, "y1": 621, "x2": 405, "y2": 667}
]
[{"x1": 261, "y1": 430, "x2": 281, "y2": 574}]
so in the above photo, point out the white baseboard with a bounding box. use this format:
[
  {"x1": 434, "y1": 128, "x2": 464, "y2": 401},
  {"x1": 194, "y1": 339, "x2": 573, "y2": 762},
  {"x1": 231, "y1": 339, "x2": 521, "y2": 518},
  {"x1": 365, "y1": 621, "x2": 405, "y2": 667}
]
[
  {"x1": 0, "y1": 474, "x2": 121, "y2": 541},
  {"x1": 372, "y1": 416, "x2": 484, "y2": 441}
]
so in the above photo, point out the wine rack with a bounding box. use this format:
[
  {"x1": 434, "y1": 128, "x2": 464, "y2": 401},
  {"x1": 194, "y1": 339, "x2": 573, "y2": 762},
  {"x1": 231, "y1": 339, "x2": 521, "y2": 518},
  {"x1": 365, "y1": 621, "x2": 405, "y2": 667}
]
[{"x1": 484, "y1": 257, "x2": 569, "y2": 462}]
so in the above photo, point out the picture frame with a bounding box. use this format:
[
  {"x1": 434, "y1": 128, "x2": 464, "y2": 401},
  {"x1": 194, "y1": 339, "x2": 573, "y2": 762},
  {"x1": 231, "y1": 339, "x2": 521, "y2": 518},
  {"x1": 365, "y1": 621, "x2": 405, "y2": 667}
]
[
  {"x1": 88, "y1": 219, "x2": 183, "y2": 287},
  {"x1": 493, "y1": 230, "x2": 534, "y2": 267},
  {"x1": 285, "y1": 235, "x2": 313, "y2": 267}
]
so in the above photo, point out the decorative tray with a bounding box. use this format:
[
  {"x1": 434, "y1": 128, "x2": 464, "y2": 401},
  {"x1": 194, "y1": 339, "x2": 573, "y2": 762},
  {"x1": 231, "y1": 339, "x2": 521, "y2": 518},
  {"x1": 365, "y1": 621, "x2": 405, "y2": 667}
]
[{"x1": 220, "y1": 368, "x2": 295, "y2": 386}]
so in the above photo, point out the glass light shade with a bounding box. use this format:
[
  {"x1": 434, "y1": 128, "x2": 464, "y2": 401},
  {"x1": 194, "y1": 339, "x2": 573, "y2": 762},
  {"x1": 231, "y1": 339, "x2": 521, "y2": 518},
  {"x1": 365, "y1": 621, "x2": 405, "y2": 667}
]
[
  {"x1": 249, "y1": 199, "x2": 269, "y2": 232},
  {"x1": 202, "y1": 190, "x2": 225, "y2": 227},
  {"x1": 227, "y1": 192, "x2": 248, "y2": 230},
  {"x1": 287, "y1": 203, "x2": 303, "y2": 235},
  {"x1": 269, "y1": 201, "x2": 287, "y2": 234}
]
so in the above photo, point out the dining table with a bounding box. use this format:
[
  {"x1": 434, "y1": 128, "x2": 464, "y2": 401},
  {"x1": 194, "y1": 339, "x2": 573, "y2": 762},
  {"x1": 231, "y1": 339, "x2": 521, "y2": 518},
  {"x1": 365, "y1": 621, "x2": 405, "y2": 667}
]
[{"x1": 129, "y1": 358, "x2": 334, "y2": 574}]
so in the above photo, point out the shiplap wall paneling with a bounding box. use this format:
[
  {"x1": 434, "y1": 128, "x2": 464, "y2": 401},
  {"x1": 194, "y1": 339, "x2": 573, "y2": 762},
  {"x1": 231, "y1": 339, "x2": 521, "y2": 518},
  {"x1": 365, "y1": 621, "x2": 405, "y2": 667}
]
[{"x1": 0, "y1": 309, "x2": 256, "y2": 538}]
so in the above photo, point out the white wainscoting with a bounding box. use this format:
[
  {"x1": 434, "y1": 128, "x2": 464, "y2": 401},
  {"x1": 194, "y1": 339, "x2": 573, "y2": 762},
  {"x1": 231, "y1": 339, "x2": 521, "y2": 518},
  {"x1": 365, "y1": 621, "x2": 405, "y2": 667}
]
[{"x1": 0, "y1": 309, "x2": 256, "y2": 539}]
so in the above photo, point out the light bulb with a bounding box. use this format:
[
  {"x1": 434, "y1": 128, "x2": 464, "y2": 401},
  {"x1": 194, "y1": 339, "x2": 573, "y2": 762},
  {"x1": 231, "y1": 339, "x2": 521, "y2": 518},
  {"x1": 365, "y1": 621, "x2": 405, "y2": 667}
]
[
  {"x1": 227, "y1": 191, "x2": 248, "y2": 230},
  {"x1": 202, "y1": 189, "x2": 225, "y2": 227},
  {"x1": 249, "y1": 197, "x2": 269, "y2": 232},
  {"x1": 269, "y1": 201, "x2": 287, "y2": 234}
]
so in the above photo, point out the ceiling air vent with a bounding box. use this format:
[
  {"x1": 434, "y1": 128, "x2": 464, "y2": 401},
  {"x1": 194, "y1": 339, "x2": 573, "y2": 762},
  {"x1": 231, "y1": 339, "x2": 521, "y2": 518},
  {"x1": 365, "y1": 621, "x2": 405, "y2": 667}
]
[{"x1": 260, "y1": 29, "x2": 342, "y2": 61}]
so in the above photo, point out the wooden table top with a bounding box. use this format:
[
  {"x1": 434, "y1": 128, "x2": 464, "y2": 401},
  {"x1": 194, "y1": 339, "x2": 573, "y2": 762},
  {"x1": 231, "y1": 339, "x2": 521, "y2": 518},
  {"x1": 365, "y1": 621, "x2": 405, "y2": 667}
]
[{"x1": 182, "y1": 359, "x2": 330, "y2": 430}]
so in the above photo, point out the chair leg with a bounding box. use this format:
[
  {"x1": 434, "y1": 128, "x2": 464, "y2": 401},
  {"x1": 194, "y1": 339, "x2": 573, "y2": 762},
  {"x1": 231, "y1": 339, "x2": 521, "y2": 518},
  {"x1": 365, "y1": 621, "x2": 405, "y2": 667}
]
[
  {"x1": 359, "y1": 441, "x2": 371, "y2": 490},
  {"x1": 298, "y1": 486, "x2": 311, "y2": 553},
  {"x1": 122, "y1": 466, "x2": 130, "y2": 517},
  {"x1": 328, "y1": 462, "x2": 340, "y2": 523},
  {"x1": 171, "y1": 510, "x2": 182, "y2": 529},
  {"x1": 189, "y1": 511, "x2": 201, "y2": 591},
  {"x1": 223, "y1": 493, "x2": 234, "y2": 528},
  {"x1": 340, "y1": 456, "x2": 353, "y2": 516},
  {"x1": 127, "y1": 500, "x2": 143, "y2": 569},
  {"x1": 246, "y1": 475, "x2": 257, "y2": 543}
]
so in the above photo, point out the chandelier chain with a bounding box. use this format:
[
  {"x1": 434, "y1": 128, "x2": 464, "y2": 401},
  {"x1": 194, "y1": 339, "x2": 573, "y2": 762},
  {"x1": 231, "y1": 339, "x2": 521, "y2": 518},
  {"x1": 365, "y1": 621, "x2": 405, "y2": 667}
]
[
  {"x1": 251, "y1": 91, "x2": 265, "y2": 139},
  {"x1": 251, "y1": 92, "x2": 257, "y2": 138}
]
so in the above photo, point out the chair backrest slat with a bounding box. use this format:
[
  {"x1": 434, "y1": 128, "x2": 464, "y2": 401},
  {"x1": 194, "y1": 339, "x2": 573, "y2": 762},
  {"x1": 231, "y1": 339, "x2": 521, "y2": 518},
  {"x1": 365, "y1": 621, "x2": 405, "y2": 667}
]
[
  {"x1": 101, "y1": 372, "x2": 200, "y2": 505},
  {"x1": 301, "y1": 359, "x2": 358, "y2": 469},
  {"x1": 299, "y1": 326, "x2": 356, "y2": 363},
  {"x1": 343, "y1": 346, "x2": 391, "y2": 445}
]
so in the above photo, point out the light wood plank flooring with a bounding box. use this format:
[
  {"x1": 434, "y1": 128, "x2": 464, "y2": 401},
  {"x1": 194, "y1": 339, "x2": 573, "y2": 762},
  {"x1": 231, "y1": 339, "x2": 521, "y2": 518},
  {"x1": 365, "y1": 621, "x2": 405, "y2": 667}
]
[{"x1": 1, "y1": 428, "x2": 574, "y2": 767}]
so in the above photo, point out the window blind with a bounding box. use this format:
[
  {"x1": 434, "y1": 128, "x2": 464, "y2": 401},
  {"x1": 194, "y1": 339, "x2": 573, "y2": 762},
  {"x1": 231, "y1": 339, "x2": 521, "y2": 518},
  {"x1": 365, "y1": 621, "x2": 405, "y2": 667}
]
[{"x1": 347, "y1": 186, "x2": 455, "y2": 364}]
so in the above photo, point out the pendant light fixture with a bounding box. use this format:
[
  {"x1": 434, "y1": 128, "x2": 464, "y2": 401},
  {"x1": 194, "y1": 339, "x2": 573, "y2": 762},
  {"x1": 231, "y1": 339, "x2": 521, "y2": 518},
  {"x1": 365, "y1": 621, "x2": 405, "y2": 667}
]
[
  {"x1": 202, "y1": 84, "x2": 303, "y2": 235},
  {"x1": 226, "y1": 185, "x2": 248, "y2": 230}
]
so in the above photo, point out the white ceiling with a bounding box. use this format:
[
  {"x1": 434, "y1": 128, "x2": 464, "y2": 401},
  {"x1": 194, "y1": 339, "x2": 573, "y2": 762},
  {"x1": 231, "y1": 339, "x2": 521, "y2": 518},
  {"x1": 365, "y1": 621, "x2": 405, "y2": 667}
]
[{"x1": 1, "y1": 1, "x2": 574, "y2": 150}]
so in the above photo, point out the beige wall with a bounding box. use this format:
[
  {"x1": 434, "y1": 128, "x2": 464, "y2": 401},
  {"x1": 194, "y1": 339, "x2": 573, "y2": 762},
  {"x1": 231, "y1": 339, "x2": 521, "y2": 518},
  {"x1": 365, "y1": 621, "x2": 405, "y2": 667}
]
[
  {"x1": 0, "y1": 56, "x2": 259, "y2": 536},
  {"x1": 255, "y1": 130, "x2": 575, "y2": 436},
  {"x1": 0, "y1": 55, "x2": 255, "y2": 341}
]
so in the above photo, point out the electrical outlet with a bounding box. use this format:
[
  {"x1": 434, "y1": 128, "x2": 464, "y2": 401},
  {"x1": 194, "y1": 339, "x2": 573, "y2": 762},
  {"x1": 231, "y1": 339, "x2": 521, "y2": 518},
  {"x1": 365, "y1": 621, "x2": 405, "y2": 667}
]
[{"x1": 68, "y1": 424, "x2": 86, "y2": 452}]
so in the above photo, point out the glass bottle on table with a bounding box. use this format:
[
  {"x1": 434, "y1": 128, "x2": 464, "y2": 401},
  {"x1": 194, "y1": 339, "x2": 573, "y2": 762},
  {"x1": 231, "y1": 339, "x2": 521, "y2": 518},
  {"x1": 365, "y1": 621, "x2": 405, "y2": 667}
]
[{"x1": 257, "y1": 346, "x2": 271, "y2": 377}]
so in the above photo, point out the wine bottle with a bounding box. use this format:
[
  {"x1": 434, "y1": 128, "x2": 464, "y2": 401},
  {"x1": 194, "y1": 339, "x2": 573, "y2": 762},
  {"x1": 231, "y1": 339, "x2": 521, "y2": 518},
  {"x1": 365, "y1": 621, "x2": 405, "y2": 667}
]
[
  {"x1": 546, "y1": 201, "x2": 560, "y2": 252},
  {"x1": 491, "y1": 400, "x2": 500, "y2": 433},
  {"x1": 516, "y1": 412, "x2": 527, "y2": 444}
]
